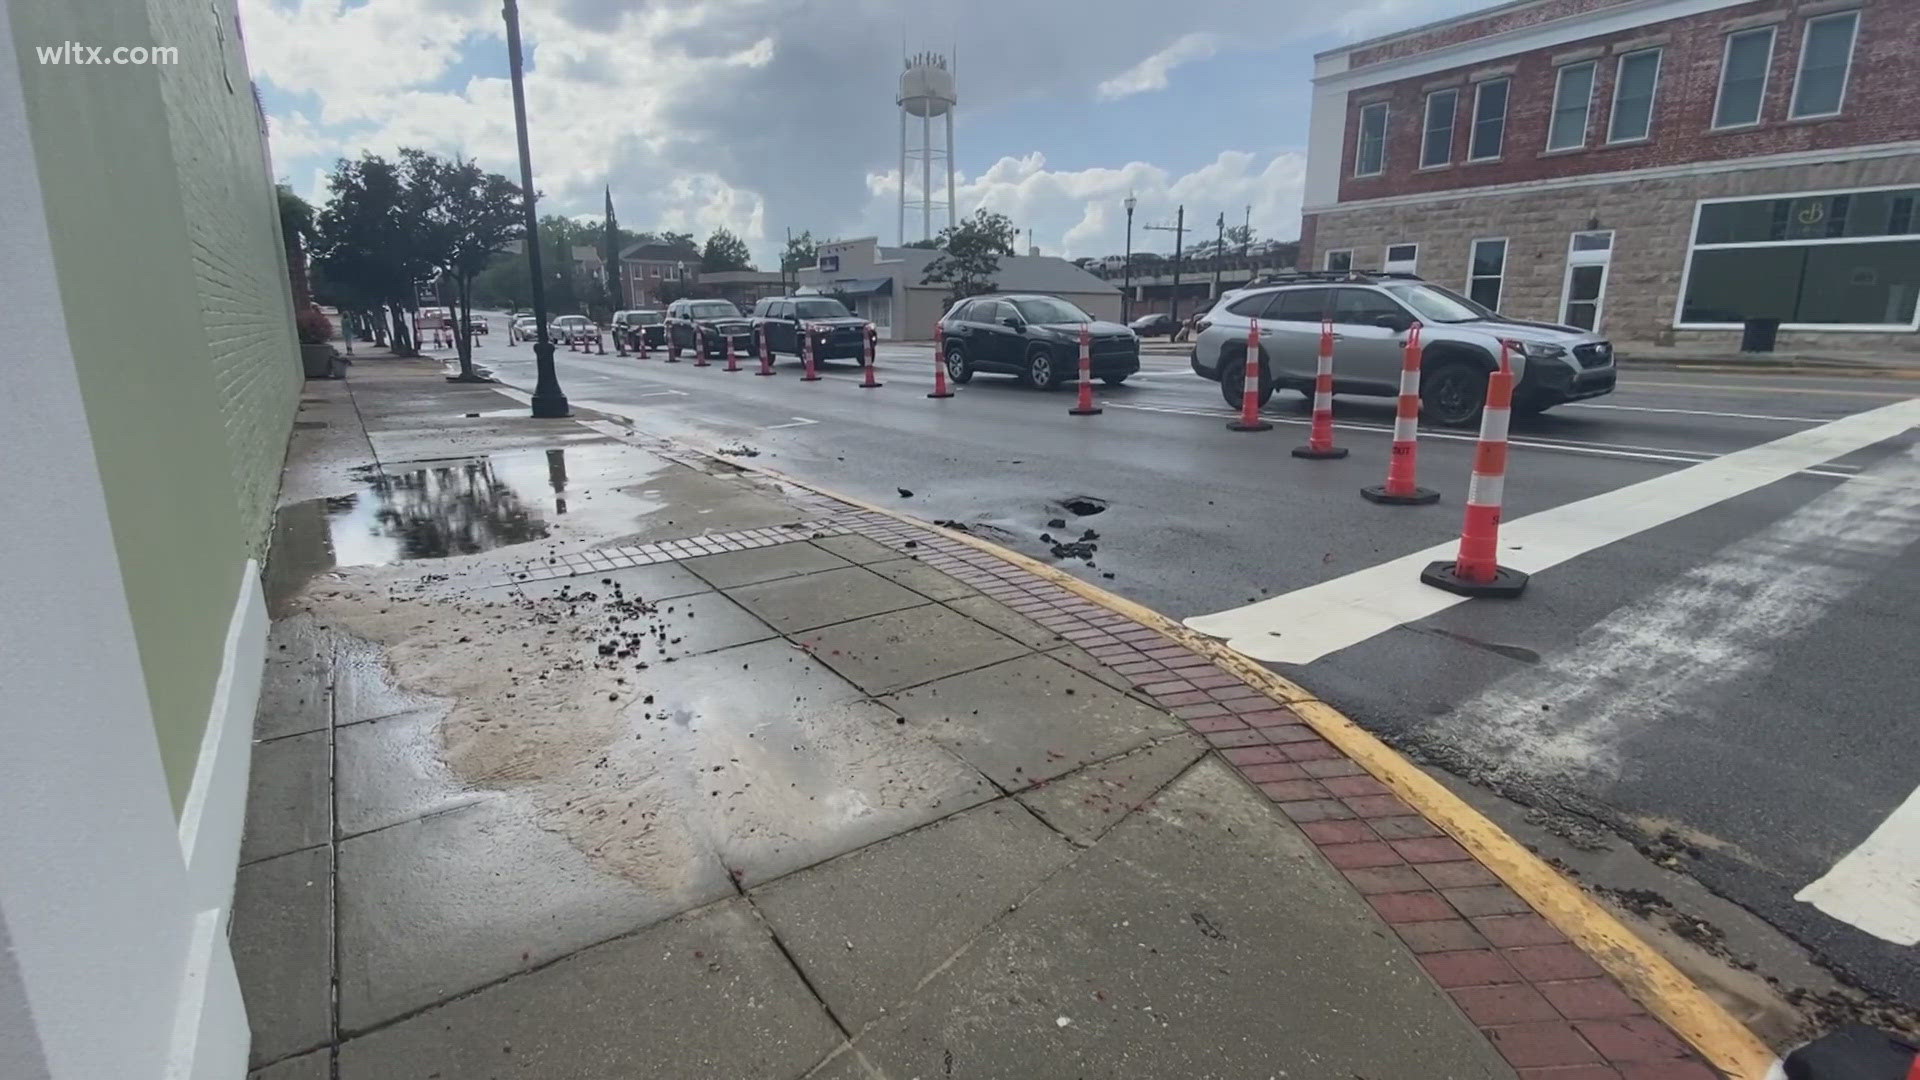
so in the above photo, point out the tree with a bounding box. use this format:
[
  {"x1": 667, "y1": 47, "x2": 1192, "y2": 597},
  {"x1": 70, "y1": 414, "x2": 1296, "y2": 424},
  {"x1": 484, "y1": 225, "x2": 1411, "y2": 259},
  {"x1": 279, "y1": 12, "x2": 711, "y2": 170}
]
[
  {"x1": 659, "y1": 230, "x2": 698, "y2": 255},
  {"x1": 920, "y1": 209, "x2": 1018, "y2": 306},
  {"x1": 602, "y1": 187, "x2": 624, "y2": 313},
  {"x1": 312, "y1": 152, "x2": 432, "y2": 355},
  {"x1": 1225, "y1": 223, "x2": 1256, "y2": 256},
  {"x1": 780, "y1": 230, "x2": 817, "y2": 284},
  {"x1": 401, "y1": 149, "x2": 523, "y2": 381},
  {"x1": 276, "y1": 184, "x2": 316, "y2": 308},
  {"x1": 903, "y1": 238, "x2": 941, "y2": 250},
  {"x1": 701, "y1": 226, "x2": 753, "y2": 272}
]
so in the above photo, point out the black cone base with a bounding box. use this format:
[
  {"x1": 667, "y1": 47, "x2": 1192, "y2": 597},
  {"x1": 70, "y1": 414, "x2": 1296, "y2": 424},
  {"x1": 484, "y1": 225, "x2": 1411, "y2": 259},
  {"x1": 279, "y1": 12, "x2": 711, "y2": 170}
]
[
  {"x1": 1291, "y1": 445, "x2": 1349, "y2": 459},
  {"x1": 1420, "y1": 560, "x2": 1528, "y2": 598},
  {"x1": 1362, "y1": 484, "x2": 1440, "y2": 505},
  {"x1": 1228, "y1": 419, "x2": 1273, "y2": 431}
]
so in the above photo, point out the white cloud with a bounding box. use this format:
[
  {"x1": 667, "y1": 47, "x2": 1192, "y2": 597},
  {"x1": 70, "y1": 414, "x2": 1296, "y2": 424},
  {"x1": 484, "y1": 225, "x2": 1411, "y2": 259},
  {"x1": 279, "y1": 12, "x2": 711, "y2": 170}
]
[{"x1": 1095, "y1": 33, "x2": 1217, "y2": 100}]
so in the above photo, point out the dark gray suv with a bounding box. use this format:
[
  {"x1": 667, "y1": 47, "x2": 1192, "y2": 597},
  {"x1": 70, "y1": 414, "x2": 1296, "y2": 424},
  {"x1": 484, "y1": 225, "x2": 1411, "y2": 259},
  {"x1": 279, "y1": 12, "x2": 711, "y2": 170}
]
[{"x1": 1190, "y1": 273, "x2": 1616, "y2": 426}]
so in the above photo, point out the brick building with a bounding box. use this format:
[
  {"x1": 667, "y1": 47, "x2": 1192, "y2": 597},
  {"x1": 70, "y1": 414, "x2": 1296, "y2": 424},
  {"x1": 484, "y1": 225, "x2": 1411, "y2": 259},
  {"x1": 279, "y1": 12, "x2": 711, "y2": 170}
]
[
  {"x1": 618, "y1": 241, "x2": 699, "y2": 307},
  {"x1": 1301, "y1": 0, "x2": 1920, "y2": 354}
]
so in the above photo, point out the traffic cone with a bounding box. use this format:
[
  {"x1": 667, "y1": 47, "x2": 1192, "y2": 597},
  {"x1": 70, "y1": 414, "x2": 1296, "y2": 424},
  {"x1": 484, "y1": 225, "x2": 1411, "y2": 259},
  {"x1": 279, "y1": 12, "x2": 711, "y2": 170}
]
[
  {"x1": 1422, "y1": 341, "x2": 1526, "y2": 598},
  {"x1": 1226, "y1": 317, "x2": 1271, "y2": 432},
  {"x1": 1291, "y1": 317, "x2": 1348, "y2": 459},
  {"x1": 694, "y1": 325, "x2": 710, "y2": 367},
  {"x1": 755, "y1": 324, "x2": 776, "y2": 376},
  {"x1": 928, "y1": 323, "x2": 954, "y2": 398},
  {"x1": 1362, "y1": 323, "x2": 1440, "y2": 505},
  {"x1": 860, "y1": 326, "x2": 883, "y2": 388},
  {"x1": 1069, "y1": 323, "x2": 1101, "y2": 416},
  {"x1": 800, "y1": 323, "x2": 821, "y2": 381},
  {"x1": 725, "y1": 332, "x2": 740, "y2": 371}
]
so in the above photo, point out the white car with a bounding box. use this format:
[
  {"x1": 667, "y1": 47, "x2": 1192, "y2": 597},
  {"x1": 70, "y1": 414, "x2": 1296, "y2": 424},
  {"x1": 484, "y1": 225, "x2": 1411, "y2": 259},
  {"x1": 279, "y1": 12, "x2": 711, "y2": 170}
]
[
  {"x1": 509, "y1": 315, "x2": 539, "y2": 342},
  {"x1": 548, "y1": 315, "x2": 597, "y2": 344}
]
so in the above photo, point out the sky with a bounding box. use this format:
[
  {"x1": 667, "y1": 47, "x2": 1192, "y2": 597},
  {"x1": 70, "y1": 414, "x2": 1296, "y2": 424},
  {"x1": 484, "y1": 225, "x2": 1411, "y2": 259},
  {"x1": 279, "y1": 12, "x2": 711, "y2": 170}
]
[{"x1": 240, "y1": 0, "x2": 1495, "y2": 266}]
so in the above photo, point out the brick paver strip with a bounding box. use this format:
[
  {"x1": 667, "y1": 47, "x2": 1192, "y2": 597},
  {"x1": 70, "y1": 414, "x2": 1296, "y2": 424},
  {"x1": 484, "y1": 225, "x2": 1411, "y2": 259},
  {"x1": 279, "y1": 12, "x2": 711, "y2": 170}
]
[{"x1": 788, "y1": 509, "x2": 1732, "y2": 1079}]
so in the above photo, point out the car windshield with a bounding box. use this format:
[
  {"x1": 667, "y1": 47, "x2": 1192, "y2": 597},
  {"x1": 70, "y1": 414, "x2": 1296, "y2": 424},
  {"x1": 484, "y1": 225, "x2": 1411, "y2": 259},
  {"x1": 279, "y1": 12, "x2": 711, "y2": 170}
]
[
  {"x1": 795, "y1": 299, "x2": 850, "y2": 319},
  {"x1": 688, "y1": 302, "x2": 739, "y2": 318},
  {"x1": 1380, "y1": 283, "x2": 1492, "y2": 323},
  {"x1": 630, "y1": 312, "x2": 661, "y2": 324},
  {"x1": 1013, "y1": 297, "x2": 1092, "y2": 324},
  {"x1": 557, "y1": 316, "x2": 587, "y2": 325}
]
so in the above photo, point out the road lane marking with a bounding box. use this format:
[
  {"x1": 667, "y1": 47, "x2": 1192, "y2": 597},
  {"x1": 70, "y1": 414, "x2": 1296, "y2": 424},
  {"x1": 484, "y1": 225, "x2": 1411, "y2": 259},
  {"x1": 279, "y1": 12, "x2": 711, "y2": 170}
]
[
  {"x1": 764, "y1": 416, "x2": 818, "y2": 429},
  {"x1": 1624, "y1": 380, "x2": 1916, "y2": 399},
  {"x1": 1107, "y1": 401, "x2": 1862, "y2": 477},
  {"x1": 1419, "y1": 444, "x2": 1920, "y2": 786},
  {"x1": 1798, "y1": 785, "x2": 1920, "y2": 945},
  {"x1": 1561, "y1": 402, "x2": 1825, "y2": 423},
  {"x1": 636, "y1": 389, "x2": 688, "y2": 398},
  {"x1": 1184, "y1": 397, "x2": 1920, "y2": 664}
]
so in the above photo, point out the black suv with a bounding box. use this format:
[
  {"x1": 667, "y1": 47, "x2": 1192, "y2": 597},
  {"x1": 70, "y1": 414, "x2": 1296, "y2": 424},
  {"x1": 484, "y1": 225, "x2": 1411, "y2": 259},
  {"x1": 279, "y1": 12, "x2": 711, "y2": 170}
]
[
  {"x1": 665, "y1": 299, "x2": 754, "y2": 357},
  {"x1": 611, "y1": 309, "x2": 665, "y2": 350},
  {"x1": 751, "y1": 296, "x2": 873, "y2": 360},
  {"x1": 938, "y1": 294, "x2": 1139, "y2": 389}
]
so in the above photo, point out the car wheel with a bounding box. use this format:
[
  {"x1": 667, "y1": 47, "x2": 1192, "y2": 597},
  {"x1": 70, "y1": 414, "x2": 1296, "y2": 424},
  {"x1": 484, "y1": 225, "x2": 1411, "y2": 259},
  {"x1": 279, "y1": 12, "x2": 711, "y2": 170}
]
[
  {"x1": 1101, "y1": 374, "x2": 1128, "y2": 386},
  {"x1": 1217, "y1": 349, "x2": 1275, "y2": 409},
  {"x1": 944, "y1": 343, "x2": 974, "y2": 384},
  {"x1": 1024, "y1": 348, "x2": 1062, "y2": 390},
  {"x1": 1421, "y1": 360, "x2": 1488, "y2": 428}
]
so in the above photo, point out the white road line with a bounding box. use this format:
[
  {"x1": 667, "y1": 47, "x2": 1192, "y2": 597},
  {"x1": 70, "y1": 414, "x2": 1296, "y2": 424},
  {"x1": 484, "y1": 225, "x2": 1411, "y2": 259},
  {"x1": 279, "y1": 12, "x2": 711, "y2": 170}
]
[
  {"x1": 764, "y1": 416, "x2": 818, "y2": 429},
  {"x1": 636, "y1": 389, "x2": 688, "y2": 398},
  {"x1": 1799, "y1": 786, "x2": 1920, "y2": 945},
  {"x1": 1183, "y1": 397, "x2": 1920, "y2": 664},
  {"x1": 1561, "y1": 402, "x2": 1825, "y2": 423}
]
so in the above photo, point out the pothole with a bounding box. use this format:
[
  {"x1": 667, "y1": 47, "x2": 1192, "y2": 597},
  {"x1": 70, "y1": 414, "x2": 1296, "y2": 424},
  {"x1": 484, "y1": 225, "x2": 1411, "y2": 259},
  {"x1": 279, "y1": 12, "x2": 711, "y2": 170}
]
[{"x1": 1059, "y1": 496, "x2": 1108, "y2": 517}]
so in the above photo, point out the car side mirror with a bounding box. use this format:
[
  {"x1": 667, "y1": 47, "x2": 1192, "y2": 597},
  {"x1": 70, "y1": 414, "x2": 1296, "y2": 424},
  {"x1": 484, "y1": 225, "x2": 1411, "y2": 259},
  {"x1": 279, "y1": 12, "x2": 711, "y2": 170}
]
[
  {"x1": 1374, "y1": 313, "x2": 1412, "y2": 332},
  {"x1": 1000, "y1": 316, "x2": 1023, "y2": 330}
]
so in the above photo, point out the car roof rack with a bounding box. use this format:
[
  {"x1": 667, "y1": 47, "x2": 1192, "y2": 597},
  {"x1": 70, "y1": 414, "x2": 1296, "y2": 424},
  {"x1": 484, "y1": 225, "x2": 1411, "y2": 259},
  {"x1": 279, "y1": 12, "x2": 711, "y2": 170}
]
[{"x1": 1243, "y1": 269, "x2": 1426, "y2": 288}]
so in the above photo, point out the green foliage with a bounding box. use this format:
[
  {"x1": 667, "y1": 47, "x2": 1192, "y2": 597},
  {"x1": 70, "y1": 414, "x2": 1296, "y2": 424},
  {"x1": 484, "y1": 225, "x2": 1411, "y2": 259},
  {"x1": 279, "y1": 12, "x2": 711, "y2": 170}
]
[
  {"x1": 903, "y1": 238, "x2": 941, "y2": 249},
  {"x1": 276, "y1": 185, "x2": 315, "y2": 244},
  {"x1": 920, "y1": 209, "x2": 1018, "y2": 305},
  {"x1": 294, "y1": 305, "x2": 334, "y2": 345},
  {"x1": 780, "y1": 230, "x2": 817, "y2": 275},
  {"x1": 1224, "y1": 223, "x2": 1256, "y2": 251},
  {"x1": 701, "y1": 226, "x2": 753, "y2": 272},
  {"x1": 312, "y1": 153, "x2": 432, "y2": 352}
]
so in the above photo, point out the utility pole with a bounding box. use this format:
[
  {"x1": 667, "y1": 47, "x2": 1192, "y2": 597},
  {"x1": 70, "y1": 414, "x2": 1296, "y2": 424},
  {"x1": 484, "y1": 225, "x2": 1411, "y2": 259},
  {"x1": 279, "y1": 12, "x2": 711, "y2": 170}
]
[
  {"x1": 1122, "y1": 192, "x2": 1136, "y2": 323},
  {"x1": 502, "y1": 0, "x2": 568, "y2": 418},
  {"x1": 1242, "y1": 205, "x2": 1252, "y2": 258},
  {"x1": 1212, "y1": 212, "x2": 1224, "y2": 301},
  {"x1": 1144, "y1": 204, "x2": 1186, "y2": 327}
]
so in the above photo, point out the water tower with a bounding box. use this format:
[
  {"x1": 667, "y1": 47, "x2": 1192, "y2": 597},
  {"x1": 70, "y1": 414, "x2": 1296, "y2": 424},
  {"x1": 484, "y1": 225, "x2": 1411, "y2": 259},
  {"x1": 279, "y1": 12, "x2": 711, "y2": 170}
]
[{"x1": 898, "y1": 52, "x2": 956, "y2": 245}]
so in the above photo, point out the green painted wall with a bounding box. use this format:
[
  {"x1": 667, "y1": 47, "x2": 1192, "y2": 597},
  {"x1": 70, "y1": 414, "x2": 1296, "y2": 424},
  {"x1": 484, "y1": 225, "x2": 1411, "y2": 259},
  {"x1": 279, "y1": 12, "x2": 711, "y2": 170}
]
[{"x1": 8, "y1": 0, "x2": 300, "y2": 806}]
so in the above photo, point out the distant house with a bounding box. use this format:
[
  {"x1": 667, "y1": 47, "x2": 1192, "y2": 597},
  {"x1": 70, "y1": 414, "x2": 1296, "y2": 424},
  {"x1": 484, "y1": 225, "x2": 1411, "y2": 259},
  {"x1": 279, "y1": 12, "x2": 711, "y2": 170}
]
[
  {"x1": 618, "y1": 242, "x2": 699, "y2": 307},
  {"x1": 570, "y1": 244, "x2": 604, "y2": 288},
  {"x1": 794, "y1": 236, "x2": 1122, "y2": 339}
]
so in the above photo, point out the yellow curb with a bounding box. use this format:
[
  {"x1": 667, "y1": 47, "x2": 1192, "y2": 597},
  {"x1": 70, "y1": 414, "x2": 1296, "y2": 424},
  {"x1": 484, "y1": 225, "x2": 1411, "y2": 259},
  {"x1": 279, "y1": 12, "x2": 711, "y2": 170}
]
[{"x1": 721, "y1": 458, "x2": 1775, "y2": 1080}]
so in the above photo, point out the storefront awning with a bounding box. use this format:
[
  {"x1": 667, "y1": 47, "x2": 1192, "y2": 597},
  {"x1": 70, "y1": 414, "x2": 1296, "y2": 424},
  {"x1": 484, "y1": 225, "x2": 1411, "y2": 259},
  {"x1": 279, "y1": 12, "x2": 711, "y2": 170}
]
[{"x1": 829, "y1": 277, "x2": 893, "y2": 295}]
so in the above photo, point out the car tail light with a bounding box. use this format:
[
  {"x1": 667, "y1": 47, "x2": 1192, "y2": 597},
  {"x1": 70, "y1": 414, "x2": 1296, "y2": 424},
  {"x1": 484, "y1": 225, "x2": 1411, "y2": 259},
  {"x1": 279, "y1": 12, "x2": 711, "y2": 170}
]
[{"x1": 1196, "y1": 319, "x2": 1212, "y2": 334}]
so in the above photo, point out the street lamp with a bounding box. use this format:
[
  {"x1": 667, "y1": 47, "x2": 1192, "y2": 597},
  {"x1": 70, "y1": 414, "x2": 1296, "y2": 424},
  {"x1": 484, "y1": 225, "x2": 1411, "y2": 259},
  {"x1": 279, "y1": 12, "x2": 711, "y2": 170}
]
[
  {"x1": 503, "y1": 0, "x2": 569, "y2": 418},
  {"x1": 1122, "y1": 192, "x2": 1136, "y2": 323}
]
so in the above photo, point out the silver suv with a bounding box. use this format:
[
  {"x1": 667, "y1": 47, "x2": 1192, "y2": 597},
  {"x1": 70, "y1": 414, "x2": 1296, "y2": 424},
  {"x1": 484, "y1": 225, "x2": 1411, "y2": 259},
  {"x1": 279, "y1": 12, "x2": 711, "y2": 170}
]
[{"x1": 1190, "y1": 272, "x2": 1616, "y2": 426}]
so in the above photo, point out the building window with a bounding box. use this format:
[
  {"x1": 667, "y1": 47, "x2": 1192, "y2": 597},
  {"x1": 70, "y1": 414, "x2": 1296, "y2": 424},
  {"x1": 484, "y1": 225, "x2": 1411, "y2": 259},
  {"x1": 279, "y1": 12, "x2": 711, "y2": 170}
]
[
  {"x1": 1547, "y1": 61, "x2": 1596, "y2": 151},
  {"x1": 1608, "y1": 48, "x2": 1662, "y2": 143},
  {"x1": 1469, "y1": 77, "x2": 1508, "y2": 160},
  {"x1": 1680, "y1": 187, "x2": 1920, "y2": 329},
  {"x1": 1420, "y1": 89, "x2": 1457, "y2": 168},
  {"x1": 1384, "y1": 244, "x2": 1418, "y2": 273},
  {"x1": 1354, "y1": 103, "x2": 1388, "y2": 177},
  {"x1": 1468, "y1": 238, "x2": 1506, "y2": 311},
  {"x1": 1714, "y1": 26, "x2": 1775, "y2": 129},
  {"x1": 1790, "y1": 11, "x2": 1859, "y2": 119},
  {"x1": 1324, "y1": 249, "x2": 1353, "y2": 273}
]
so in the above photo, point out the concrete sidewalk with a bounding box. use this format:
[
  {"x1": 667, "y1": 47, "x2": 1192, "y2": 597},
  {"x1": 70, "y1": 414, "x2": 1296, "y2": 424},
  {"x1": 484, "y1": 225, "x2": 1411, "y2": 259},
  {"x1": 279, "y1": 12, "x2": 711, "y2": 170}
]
[{"x1": 235, "y1": 351, "x2": 1728, "y2": 1079}]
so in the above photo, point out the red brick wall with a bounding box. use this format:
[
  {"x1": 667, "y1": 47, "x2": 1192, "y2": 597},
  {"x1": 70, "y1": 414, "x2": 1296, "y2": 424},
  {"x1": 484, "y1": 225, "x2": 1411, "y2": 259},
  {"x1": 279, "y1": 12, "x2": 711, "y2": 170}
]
[
  {"x1": 1337, "y1": 0, "x2": 1920, "y2": 204},
  {"x1": 1349, "y1": 0, "x2": 1639, "y2": 67}
]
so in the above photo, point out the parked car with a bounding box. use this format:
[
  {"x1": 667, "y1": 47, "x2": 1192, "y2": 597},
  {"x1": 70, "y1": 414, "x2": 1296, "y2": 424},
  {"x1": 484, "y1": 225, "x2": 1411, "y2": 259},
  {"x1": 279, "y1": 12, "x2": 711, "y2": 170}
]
[
  {"x1": 937, "y1": 294, "x2": 1139, "y2": 389},
  {"x1": 1128, "y1": 312, "x2": 1179, "y2": 338},
  {"x1": 665, "y1": 299, "x2": 753, "y2": 357},
  {"x1": 611, "y1": 309, "x2": 666, "y2": 350},
  {"x1": 1189, "y1": 271, "x2": 1615, "y2": 426},
  {"x1": 548, "y1": 314, "x2": 597, "y2": 345},
  {"x1": 751, "y1": 296, "x2": 873, "y2": 361},
  {"x1": 509, "y1": 315, "x2": 538, "y2": 342},
  {"x1": 467, "y1": 315, "x2": 487, "y2": 336}
]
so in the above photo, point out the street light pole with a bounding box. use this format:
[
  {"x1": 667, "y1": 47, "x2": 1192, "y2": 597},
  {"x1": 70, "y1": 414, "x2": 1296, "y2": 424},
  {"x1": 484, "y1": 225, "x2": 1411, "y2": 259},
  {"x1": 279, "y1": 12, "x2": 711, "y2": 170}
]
[
  {"x1": 503, "y1": 0, "x2": 569, "y2": 418},
  {"x1": 1212, "y1": 212, "x2": 1224, "y2": 301},
  {"x1": 1122, "y1": 192, "x2": 1136, "y2": 323}
]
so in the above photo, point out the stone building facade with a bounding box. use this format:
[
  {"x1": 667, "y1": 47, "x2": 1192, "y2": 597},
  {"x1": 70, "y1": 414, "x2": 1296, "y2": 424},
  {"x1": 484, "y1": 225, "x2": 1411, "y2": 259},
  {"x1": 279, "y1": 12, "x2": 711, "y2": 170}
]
[{"x1": 1301, "y1": 0, "x2": 1920, "y2": 354}]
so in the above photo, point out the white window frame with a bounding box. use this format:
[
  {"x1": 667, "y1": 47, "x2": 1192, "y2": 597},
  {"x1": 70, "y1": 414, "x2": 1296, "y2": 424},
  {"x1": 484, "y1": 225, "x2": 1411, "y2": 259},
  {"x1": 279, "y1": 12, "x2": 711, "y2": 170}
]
[
  {"x1": 1713, "y1": 26, "x2": 1776, "y2": 131},
  {"x1": 1560, "y1": 230, "x2": 1614, "y2": 332},
  {"x1": 1384, "y1": 243, "x2": 1419, "y2": 274},
  {"x1": 1547, "y1": 61, "x2": 1597, "y2": 151},
  {"x1": 1354, "y1": 102, "x2": 1389, "y2": 178},
  {"x1": 1468, "y1": 77, "x2": 1508, "y2": 161},
  {"x1": 1607, "y1": 47, "x2": 1662, "y2": 145},
  {"x1": 1466, "y1": 237, "x2": 1507, "y2": 312},
  {"x1": 1789, "y1": 10, "x2": 1859, "y2": 120},
  {"x1": 1420, "y1": 89, "x2": 1457, "y2": 169},
  {"x1": 1673, "y1": 183, "x2": 1920, "y2": 332},
  {"x1": 1323, "y1": 248, "x2": 1354, "y2": 272}
]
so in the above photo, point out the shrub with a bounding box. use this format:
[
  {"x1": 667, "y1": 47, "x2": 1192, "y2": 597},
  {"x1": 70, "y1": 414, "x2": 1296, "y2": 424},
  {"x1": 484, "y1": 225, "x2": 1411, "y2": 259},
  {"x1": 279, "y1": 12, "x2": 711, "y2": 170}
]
[{"x1": 295, "y1": 305, "x2": 334, "y2": 345}]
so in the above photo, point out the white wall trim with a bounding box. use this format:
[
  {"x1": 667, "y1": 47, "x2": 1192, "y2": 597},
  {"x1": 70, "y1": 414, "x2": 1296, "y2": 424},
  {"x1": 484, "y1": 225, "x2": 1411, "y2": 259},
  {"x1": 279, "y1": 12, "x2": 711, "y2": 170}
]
[
  {"x1": 177, "y1": 560, "x2": 265, "y2": 917},
  {"x1": 1303, "y1": 140, "x2": 1920, "y2": 214}
]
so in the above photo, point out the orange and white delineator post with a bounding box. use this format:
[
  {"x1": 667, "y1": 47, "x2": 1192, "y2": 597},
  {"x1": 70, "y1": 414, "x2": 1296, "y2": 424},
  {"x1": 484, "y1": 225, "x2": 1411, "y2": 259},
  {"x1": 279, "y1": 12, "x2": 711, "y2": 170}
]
[
  {"x1": 1361, "y1": 322, "x2": 1439, "y2": 505},
  {"x1": 928, "y1": 323, "x2": 954, "y2": 398},
  {"x1": 799, "y1": 322, "x2": 821, "y2": 381},
  {"x1": 754, "y1": 324, "x2": 776, "y2": 375},
  {"x1": 1421, "y1": 340, "x2": 1528, "y2": 597},
  {"x1": 1068, "y1": 323, "x2": 1101, "y2": 416},
  {"x1": 693, "y1": 324, "x2": 710, "y2": 366},
  {"x1": 860, "y1": 325, "x2": 883, "y2": 388},
  {"x1": 1291, "y1": 317, "x2": 1348, "y2": 459},
  {"x1": 724, "y1": 332, "x2": 740, "y2": 372},
  {"x1": 1226, "y1": 317, "x2": 1272, "y2": 432}
]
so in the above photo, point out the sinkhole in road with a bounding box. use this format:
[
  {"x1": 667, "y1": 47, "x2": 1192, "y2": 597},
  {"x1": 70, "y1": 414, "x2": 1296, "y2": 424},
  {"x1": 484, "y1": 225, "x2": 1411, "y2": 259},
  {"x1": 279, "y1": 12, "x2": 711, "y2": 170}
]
[{"x1": 1058, "y1": 496, "x2": 1108, "y2": 516}]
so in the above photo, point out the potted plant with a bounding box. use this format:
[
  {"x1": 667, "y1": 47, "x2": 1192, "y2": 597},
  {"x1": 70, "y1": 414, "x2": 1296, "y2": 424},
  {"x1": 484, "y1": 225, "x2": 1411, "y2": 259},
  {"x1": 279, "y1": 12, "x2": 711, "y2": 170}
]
[{"x1": 296, "y1": 305, "x2": 338, "y2": 378}]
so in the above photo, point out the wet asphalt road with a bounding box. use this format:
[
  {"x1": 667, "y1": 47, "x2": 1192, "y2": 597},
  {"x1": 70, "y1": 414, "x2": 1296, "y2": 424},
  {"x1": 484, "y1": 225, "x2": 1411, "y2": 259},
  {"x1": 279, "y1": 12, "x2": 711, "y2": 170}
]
[{"x1": 472, "y1": 325, "x2": 1920, "y2": 1015}]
